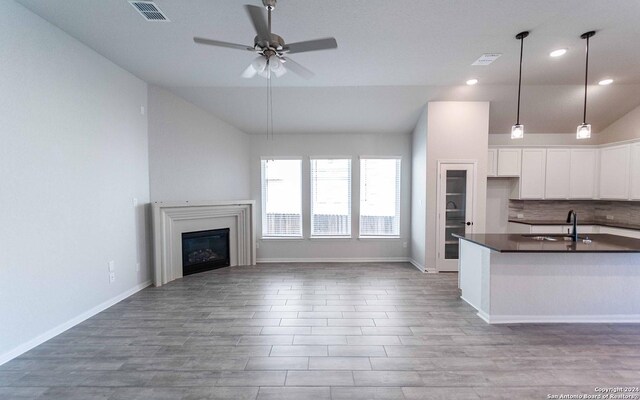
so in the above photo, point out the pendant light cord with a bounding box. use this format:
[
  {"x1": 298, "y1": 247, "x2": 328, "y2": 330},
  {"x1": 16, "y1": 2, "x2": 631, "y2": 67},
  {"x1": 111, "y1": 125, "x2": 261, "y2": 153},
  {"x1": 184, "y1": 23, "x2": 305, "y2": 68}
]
[
  {"x1": 514, "y1": 31, "x2": 528, "y2": 126},
  {"x1": 583, "y1": 35, "x2": 590, "y2": 124},
  {"x1": 266, "y1": 58, "x2": 274, "y2": 141},
  {"x1": 516, "y1": 35, "x2": 524, "y2": 125}
]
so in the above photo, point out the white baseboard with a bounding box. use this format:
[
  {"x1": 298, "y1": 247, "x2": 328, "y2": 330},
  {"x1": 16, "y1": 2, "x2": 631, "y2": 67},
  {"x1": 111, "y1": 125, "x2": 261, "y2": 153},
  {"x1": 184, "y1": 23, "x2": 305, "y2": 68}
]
[
  {"x1": 256, "y1": 257, "x2": 411, "y2": 263},
  {"x1": 408, "y1": 258, "x2": 425, "y2": 272},
  {"x1": 483, "y1": 314, "x2": 640, "y2": 324},
  {"x1": 0, "y1": 280, "x2": 151, "y2": 366},
  {"x1": 476, "y1": 310, "x2": 491, "y2": 324}
]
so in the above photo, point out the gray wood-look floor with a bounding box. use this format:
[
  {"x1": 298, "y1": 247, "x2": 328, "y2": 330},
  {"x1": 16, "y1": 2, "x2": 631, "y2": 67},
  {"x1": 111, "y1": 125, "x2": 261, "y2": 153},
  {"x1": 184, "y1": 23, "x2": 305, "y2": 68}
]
[{"x1": 1, "y1": 262, "x2": 639, "y2": 400}]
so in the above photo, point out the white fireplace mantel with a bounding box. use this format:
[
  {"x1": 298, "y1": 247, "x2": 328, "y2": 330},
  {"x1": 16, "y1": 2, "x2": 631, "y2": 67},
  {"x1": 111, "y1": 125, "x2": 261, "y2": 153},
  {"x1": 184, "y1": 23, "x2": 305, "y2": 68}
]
[{"x1": 152, "y1": 200, "x2": 256, "y2": 287}]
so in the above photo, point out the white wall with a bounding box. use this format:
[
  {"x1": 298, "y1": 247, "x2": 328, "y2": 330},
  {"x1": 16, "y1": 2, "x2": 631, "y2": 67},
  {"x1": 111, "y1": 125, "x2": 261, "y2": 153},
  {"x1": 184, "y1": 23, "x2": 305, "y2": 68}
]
[
  {"x1": 410, "y1": 108, "x2": 428, "y2": 270},
  {"x1": 426, "y1": 102, "x2": 489, "y2": 270},
  {"x1": 250, "y1": 133, "x2": 412, "y2": 262},
  {"x1": 485, "y1": 179, "x2": 513, "y2": 233},
  {"x1": 148, "y1": 85, "x2": 251, "y2": 202},
  {"x1": 598, "y1": 104, "x2": 640, "y2": 144},
  {"x1": 0, "y1": 1, "x2": 150, "y2": 363}
]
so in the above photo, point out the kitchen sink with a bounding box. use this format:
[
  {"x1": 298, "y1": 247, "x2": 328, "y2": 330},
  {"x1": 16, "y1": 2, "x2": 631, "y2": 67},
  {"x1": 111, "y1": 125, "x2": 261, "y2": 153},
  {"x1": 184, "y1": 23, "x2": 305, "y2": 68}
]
[{"x1": 521, "y1": 234, "x2": 589, "y2": 242}]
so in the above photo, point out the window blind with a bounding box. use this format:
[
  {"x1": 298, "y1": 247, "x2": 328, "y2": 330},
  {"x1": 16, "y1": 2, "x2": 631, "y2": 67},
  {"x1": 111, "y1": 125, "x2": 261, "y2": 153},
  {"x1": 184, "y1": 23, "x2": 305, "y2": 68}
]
[
  {"x1": 310, "y1": 158, "x2": 351, "y2": 236},
  {"x1": 261, "y1": 159, "x2": 302, "y2": 237},
  {"x1": 359, "y1": 158, "x2": 401, "y2": 236}
]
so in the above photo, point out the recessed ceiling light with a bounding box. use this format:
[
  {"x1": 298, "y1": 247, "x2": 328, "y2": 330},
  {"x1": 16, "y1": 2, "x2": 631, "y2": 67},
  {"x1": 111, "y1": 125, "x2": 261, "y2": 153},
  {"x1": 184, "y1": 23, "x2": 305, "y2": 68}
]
[
  {"x1": 466, "y1": 79, "x2": 478, "y2": 85},
  {"x1": 598, "y1": 78, "x2": 613, "y2": 85},
  {"x1": 549, "y1": 48, "x2": 567, "y2": 57}
]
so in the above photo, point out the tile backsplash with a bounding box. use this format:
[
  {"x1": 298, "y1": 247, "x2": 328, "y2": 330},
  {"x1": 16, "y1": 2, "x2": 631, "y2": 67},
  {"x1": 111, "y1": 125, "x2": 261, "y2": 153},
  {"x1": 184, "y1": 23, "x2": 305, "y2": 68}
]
[{"x1": 509, "y1": 200, "x2": 640, "y2": 226}]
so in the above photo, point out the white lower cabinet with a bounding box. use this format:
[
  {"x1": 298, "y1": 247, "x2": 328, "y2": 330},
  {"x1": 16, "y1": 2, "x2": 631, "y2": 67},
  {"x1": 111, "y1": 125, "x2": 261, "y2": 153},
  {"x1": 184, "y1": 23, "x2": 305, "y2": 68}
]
[
  {"x1": 508, "y1": 224, "x2": 600, "y2": 235},
  {"x1": 599, "y1": 226, "x2": 640, "y2": 239},
  {"x1": 530, "y1": 225, "x2": 567, "y2": 234},
  {"x1": 506, "y1": 222, "x2": 531, "y2": 233}
]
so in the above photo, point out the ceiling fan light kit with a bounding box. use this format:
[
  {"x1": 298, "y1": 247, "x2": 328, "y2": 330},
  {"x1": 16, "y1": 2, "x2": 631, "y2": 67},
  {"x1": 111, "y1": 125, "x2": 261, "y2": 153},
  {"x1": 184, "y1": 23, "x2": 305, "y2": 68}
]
[{"x1": 511, "y1": 31, "x2": 529, "y2": 140}]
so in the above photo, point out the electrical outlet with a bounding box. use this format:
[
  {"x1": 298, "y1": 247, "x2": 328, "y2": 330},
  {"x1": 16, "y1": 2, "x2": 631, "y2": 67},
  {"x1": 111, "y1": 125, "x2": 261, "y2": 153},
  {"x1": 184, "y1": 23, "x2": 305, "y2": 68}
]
[
  {"x1": 402, "y1": 241, "x2": 408, "y2": 248},
  {"x1": 108, "y1": 260, "x2": 115, "y2": 272},
  {"x1": 136, "y1": 262, "x2": 140, "y2": 272},
  {"x1": 109, "y1": 272, "x2": 115, "y2": 283},
  {"x1": 132, "y1": 197, "x2": 138, "y2": 207},
  {"x1": 517, "y1": 213, "x2": 524, "y2": 219},
  {"x1": 606, "y1": 215, "x2": 614, "y2": 220}
]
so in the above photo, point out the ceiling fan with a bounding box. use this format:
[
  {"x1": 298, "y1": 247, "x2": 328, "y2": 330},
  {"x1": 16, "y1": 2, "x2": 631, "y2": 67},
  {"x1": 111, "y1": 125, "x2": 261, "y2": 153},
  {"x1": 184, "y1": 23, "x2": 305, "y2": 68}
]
[{"x1": 193, "y1": 0, "x2": 337, "y2": 79}]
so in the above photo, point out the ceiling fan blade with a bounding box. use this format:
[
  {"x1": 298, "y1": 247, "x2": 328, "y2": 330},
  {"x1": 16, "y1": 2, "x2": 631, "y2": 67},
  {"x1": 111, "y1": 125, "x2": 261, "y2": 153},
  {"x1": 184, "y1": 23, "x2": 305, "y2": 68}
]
[
  {"x1": 283, "y1": 57, "x2": 315, "y2": 79},
  {"x1": 244, "y1": 5, "x2": 271, "y2": 42},
  {"x1": 284, "y1": 37, "x2": 337, "y2": 54},
  {"x1": 241, "y1": 64, "x2": 258, "y2": 78},
  {"x1": 193, "y1": 37, "x2": 254, "y2": 51}
]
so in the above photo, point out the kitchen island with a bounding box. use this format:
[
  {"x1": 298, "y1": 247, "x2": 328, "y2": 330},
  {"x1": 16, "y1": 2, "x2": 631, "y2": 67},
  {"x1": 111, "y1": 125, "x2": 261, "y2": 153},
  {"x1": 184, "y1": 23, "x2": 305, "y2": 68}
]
[{"x1": 454, "y1": 233, "x2": 640, "y2": 324}]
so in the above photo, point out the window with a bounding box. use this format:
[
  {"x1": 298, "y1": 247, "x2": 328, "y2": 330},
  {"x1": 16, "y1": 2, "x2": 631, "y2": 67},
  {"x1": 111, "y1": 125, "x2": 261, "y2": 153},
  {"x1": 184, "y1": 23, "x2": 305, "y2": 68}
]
[
  {"x1": 261, "y1": 159, "x2": 302, "y2": 237},
  {"x1": 310, "y1": 158, "x2": 351, "y2": 236},
  {"x1": 359, "y1": 158, "x2": 401, "y2": 236}
]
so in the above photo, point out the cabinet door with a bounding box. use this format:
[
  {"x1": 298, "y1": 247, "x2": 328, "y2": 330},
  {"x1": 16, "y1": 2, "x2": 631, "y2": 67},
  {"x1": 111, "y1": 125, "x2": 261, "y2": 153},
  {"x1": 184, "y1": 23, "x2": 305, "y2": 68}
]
[
  {"x1": 520, "y1": 149, "x2": 546, "y2": 199},
  {"x1": 545, "y1": 149, "x2": 570, "y2": 199},
  {"x1": 630, "y1": 143, "x2": 640, "y2": 200},
  {"x1": 487, "y1": 149, "x2": 497, "y2": 177},
  {"x1": 579, "y1": 225, "x2": 599, "y2": 234},
  {"x1": 497, "y1": 148, "x2": 521, "y2": 177},
  {"x1": 599, "y1": 226, "x2": 640, "y2": 239},
  {"x1": 507, "y1": 222, "x2": 532, "y2": 233},
  {"x1": 599, "y1": 145, "x2": 630, "y2": 200},
  {"x1": 530, "y1": 225, "x2": 568, "y2": 234},
  {"x1": 569, "y1": 148, "x2": 598, "y2": 199}
]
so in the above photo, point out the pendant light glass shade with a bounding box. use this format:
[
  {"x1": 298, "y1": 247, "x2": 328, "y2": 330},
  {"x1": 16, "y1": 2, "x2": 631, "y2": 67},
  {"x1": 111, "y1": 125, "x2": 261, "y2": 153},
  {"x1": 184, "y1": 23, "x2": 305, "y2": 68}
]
[
  {"x1": 577, "y1": 123, "x2": 591, "y2": 139},
  {"x1": 577, "y1": 31, "x2": 596, "y2": 140},
  {"x1": 511, "y1": 31, "x2": 529, "y2": 140},
  {"x1": 511, "y1": 124, "x2": 524, "y2": 139}
]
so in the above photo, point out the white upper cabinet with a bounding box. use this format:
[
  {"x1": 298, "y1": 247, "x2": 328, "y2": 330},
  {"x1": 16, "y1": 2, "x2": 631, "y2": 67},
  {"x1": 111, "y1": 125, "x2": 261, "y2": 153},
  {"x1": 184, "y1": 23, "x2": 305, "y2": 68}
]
[
  {"x1": 497, "y1": 148, "x2": 521, "y2": 176},
  {"x1": 630, "y1": 143, "x2": 640, "y2": 200},
  {"x1": 569, "y1": 148, "x2": 598, "y2": 199},
  {"x1": 487, "y1": 149, "x2": 497, "y2": 177},
  {"x1": 544, "y1": 149, "x2": 571, "y2": 199},
  {"x1": 599, "y1": 144, "x2": 630, "y2": 200},
  {"x1": 519, "y1": 149, "x2": 546, "y2": 199}
]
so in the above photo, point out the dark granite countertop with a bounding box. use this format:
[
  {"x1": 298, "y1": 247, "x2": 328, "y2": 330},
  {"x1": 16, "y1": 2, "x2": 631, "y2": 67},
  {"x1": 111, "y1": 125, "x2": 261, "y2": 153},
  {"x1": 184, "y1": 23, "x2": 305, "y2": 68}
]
[
  {"x1": 508, "y1": 219, "x2": 640, "y2": 231},
  {"x1": 453, "y1": 233, "x2": 640, "y2": 253}
]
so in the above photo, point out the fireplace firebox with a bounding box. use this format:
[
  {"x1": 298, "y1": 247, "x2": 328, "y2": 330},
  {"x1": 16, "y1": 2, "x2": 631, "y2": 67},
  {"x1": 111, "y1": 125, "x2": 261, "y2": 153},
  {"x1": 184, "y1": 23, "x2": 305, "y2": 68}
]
[{"x1": 181, "y1": 228, "x2": 230, "y2": 276}]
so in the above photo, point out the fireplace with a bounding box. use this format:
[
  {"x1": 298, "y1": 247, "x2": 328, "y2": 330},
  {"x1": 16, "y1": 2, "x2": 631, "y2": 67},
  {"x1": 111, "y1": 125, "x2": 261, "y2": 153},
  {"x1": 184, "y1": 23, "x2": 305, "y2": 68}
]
[{"x1": 181, "y1": 228, "x2": 230, "y2": 276}]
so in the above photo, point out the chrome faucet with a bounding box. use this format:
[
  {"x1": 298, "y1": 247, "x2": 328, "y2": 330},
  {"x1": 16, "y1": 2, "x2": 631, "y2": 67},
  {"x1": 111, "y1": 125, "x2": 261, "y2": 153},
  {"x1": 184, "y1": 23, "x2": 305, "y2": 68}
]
[{"x1": 566, "y1": 210, "x2": 578, "y2": 242}]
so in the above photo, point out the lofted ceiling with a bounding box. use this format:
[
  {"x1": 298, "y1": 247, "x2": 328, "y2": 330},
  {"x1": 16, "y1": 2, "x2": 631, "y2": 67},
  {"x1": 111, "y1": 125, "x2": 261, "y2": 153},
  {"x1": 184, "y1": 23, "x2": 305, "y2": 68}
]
[{"x1": 15, "y1": 0, "x2": 640, "y2": 134}]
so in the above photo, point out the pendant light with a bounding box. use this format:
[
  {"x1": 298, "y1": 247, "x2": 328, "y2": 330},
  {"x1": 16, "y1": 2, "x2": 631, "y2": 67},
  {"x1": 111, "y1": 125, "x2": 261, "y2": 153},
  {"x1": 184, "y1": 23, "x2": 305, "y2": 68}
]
[
  {"x1": 577, "y1": 31, "x2": 596, "y2": 139},
  {"x1": 511, "y1": 31, "x2": 529, "y2": 139}
]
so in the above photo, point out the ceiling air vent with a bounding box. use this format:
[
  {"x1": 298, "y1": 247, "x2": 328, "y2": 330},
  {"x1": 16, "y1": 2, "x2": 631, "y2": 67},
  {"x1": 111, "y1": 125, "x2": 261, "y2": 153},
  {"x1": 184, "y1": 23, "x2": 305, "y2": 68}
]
[
  {"x1": 472, "y1": 53, "x2": 502, "y2": 66},
  {"x1": 129, "y1": 1, "x2": 170, "y2": 22}
]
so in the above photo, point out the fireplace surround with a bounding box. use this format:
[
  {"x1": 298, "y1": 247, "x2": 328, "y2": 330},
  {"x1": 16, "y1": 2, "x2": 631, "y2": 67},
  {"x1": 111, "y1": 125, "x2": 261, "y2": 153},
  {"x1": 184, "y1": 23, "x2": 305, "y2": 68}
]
[{"x1": 152, "y1": 200, "x2": 256, "y2": 286}]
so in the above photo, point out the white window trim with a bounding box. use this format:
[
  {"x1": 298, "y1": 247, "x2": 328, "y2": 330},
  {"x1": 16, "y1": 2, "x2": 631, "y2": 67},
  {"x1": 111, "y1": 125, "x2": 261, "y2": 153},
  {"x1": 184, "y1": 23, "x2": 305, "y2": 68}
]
[
  {"x1": 358, "y1": 157, "x2": 402, "y2": 238},
  {"x1": 309, "y1": 157, "x2": 353, "y2": 238},
  {"x1": 261, "y1": 157, "x2": 304, "y2": 239}
]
